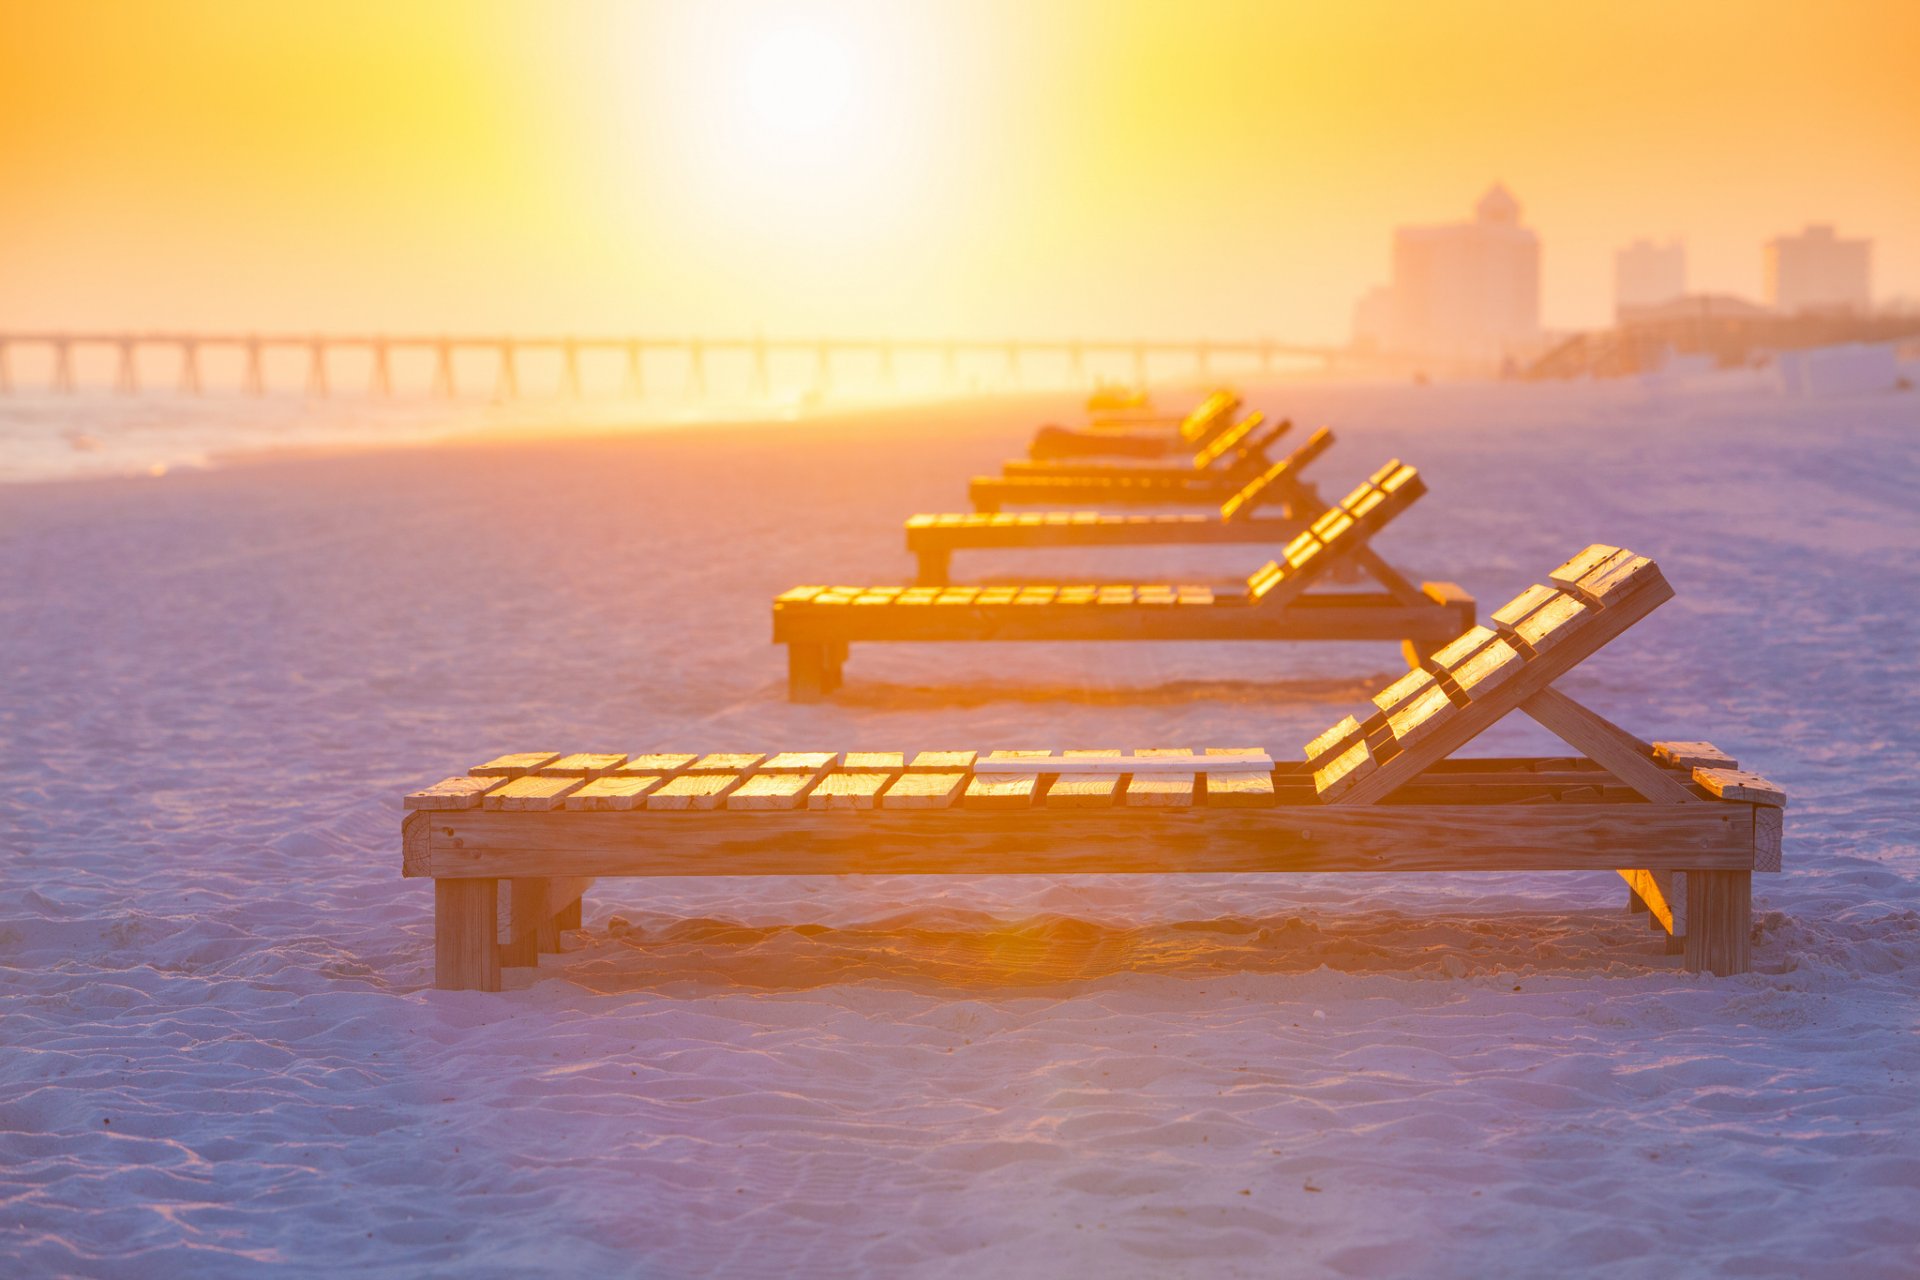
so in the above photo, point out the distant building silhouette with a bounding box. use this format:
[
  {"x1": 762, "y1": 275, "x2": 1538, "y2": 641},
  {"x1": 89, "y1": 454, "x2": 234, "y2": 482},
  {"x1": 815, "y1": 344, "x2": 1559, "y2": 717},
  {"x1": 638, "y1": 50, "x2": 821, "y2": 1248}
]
[
  {"x1": 1763, "y1": 224, "x2": 1871, "y2": 315},
  {"x1": 1614, "y1": 239, "x2": 1687, "y2": 321},
  {"x1": 1351, "y1": 184, "x2": 1541, "y2": 365}
]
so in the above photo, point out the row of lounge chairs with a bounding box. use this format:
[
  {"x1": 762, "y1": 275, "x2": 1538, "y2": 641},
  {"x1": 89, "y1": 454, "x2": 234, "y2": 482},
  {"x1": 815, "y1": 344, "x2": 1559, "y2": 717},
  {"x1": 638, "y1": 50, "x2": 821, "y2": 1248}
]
[
  {"x1": 773, "y1": 391, "x2": 1472, "y2": 700},
  {"x1": 401, "y1": 389, "x2": 1786, "y2": 989}
]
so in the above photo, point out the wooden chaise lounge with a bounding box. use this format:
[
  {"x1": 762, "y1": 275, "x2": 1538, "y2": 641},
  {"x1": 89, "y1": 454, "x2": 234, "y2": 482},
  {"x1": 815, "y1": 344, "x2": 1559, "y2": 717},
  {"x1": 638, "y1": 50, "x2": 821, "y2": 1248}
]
[
  {"x1": 906, "y1": 428, "x2": 1335, "y2": 586},
  {"x1": 1031, "y1": 388, "x2": 1240, "y2": 460},
  {"x1": 403, "y1": 544, "x2": 1785, "y2": 992},
  {"x1": 973, "y1": 417, "x2": 1293, "y2": 512},
  {"x1": 1008, "y1": 412, "x2": 1286, "y2": 482},
  {"x1": 772, "y1": 460, "x2": 1474, "y2": 700}
]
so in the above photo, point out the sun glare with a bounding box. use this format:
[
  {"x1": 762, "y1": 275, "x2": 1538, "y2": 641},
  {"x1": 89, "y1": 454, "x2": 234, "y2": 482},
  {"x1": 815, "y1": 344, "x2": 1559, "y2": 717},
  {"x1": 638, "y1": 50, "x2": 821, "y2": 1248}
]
[{"x1": 736, "y1": 18, "x2": 860, "y2": 158}]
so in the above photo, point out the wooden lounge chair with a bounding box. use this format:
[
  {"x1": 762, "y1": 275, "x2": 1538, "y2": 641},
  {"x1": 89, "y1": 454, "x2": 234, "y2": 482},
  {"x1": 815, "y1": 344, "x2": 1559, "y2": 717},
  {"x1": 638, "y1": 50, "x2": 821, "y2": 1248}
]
[
  {"x1": 906, "y1": 427, "x2": 1336, "y2": 586},
  {"x1": 1004, "y1": 412, "x2": 1289, "y2": 482},
  {"x1": 403, "y1": 545, "x2": 1784, "y2": 992},
  {"x1": 773, "y1": 460, "x2": 1474, "y2": 700},
  {"x1": 1029, "y1": 389, "x2": 1241, "y2": 460},
  {"x1": 973, "y1": 420, "x2": 1306, "y2": 514}
]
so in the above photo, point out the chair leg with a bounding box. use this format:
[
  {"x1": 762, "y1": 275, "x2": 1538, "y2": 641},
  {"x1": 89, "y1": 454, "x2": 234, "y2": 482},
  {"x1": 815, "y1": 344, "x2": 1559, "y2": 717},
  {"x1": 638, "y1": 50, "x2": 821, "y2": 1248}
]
[
  {"x1": 556, "y1": 896, "x2": 582, "y2": 931},
  {"x1": 434, "y1": 879, "x2": 500, "y2": 991},
  {"x1": 503, "y1": 877, "x2": 554, "y2": 967},
  {"x1": 787, "y1": 643, "x2": 827, "y2": 702},
  {"x1": 916, "y1": 549, "x2": 951, "y2": 588},
  {"x1": 1683, "y1": 871, "x2": 1751, "y2": 976}
]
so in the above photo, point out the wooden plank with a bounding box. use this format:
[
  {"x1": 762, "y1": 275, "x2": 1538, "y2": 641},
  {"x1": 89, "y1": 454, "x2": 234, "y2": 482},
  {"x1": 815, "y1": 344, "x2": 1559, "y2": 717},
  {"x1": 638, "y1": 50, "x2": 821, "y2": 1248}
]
[
  {"x1": 775, "y1": 585, "x2": 828, "y2": 603},
  {"x1": 539, "y1": 753, "x2": 627, "y2": 779},
  {"x1": 762, "y1": 752, "x2": 838, "y2": 773},
  {"x1": 908, "y1": 750, "x2": 977, "y2": 771},
  {"x1": 1303, "y1": 716, "x2": 1362, "y2": 767},
  {"x1": 1125, "y1": 774, "x2": 1195, "y2": 806},
  {"x1": 1549, "y1": 544, "x2": 1622, "y2": 594},
  {"x1": 880, "y1": 772, "x2": 966, "y2": 809},
  {"x1": 1449, "y1": 637, "x2": 1524, "y2": 697},
  {"x1": 1754, "y1": 804, "x2": 1784, "y2": 873},
  {"x1": 1519, "y1": 687, "x2": 1701, "y2": 805},
  {"x1": 965, "y1": 773, "x2": 1038, "y2": 808},
  {"x1": 1512, "y1": 592, "x2": 1590, "y2": 655},
  {"x1": 1313, "y1": 738, "x2": 1376, "y2": 801},
  {"x1": 1574, "y1": 552, "x2": 1655, "y2": 607},
  {"x1": 1047, "y1": 774, "x2": 1120, "y2": 807},
  {"x1": 1207, "y1": 772, "x2": 1276, "y2": 807},
  {"x1": 564, "y1": 775, "x2": 663, "y2": 810},
  {"x1": 425, "y1": 802, "x2": 1757, "y2": 878},
  {"x1": 619, "y1": 753, "x2": 698, "y2": 775},
  {"x1": 727, "y1": 773, "x2": 817, "y2": 810},
  {"x1": 809, "y1": 772, "x2": 890, "y2": 809},
  {"x1": 405, "y1": 776, "x2": 497, "y2": 811},
  {"x1": 688, "y1": 753, "x2": 766, "y2": 773},
  {"x1": 1654, "y1": 741, "x2": 1737, "y2": 770},
  {"x1": 482, "y1": 776, "x2": 580, "y2": 810},
  {"x1": 841, "y1": 751, "x2": 906, "y2": 771},
  {"x1": 1693, "y1": 768, "x2": 1787, "y2": 807},
  {"x1": 434, "y1": 878, "x2": 499, "y2": 991},
  {"x1": 471, "y1": 752, "x2": 560, "y2": 778},
  {"x1": 1387, "y1": 683, "x2": 1455, "y2": 747},
  {"x1": 645, "y1": 773, "x2": 743, "y2": 810},
  {"x1": 1372, "y1": 667, "x2": 1439, "y2": 717}
]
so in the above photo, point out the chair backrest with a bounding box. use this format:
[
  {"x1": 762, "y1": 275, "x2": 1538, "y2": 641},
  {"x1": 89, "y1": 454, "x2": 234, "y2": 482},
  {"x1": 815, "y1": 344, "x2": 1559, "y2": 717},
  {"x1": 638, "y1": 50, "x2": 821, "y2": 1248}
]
[
  {"x1": 1242, "y1": 461, "x2": 1425, "y2": 606},
  {"x1": 1190, "y1": 412, "x2": 1271, "y2": 470},
  {"x1": 1218, "y1": 425, "x2": 1332, "y2": 520},
  {"x1": 1176, "y1": 391, "x2": 1242, "y2": 445},
  {"x1": 1302, "y1": 546, "x2": 1671, "y2": 804}
]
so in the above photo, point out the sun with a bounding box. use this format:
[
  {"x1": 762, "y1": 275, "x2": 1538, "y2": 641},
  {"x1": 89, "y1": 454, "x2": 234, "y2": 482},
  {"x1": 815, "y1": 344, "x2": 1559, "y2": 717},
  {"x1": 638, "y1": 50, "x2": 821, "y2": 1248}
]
[{"x1": 735, "y1": 17, "x2": 861, "y2": 159}]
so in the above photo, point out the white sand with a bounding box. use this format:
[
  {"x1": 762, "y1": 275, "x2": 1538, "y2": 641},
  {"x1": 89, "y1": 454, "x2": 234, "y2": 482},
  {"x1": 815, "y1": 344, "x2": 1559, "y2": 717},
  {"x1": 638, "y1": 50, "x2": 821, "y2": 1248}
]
[{"x1": 2, "y1": 376, "x2": 1917, "y2": 1277}]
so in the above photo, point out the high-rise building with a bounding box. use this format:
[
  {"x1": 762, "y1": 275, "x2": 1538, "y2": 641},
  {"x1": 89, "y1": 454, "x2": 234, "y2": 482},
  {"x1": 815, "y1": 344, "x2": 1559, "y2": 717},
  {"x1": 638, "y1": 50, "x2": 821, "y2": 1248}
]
[
  {"x1": 1762, "y1": 224, "x2": 1872, "y2": 315},
  {"x1": 1614, "y1": 239, "x2": 1686, "y2": 320},
  {"x1": 1352, "y1": 184, "x2": 1541, "y2": 364}
]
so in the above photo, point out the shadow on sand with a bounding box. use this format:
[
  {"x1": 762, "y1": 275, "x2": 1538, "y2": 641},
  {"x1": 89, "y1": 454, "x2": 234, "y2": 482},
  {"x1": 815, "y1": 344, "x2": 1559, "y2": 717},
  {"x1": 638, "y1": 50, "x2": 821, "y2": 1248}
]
[
  {"x1": 817, "y1": 674, "x2": 1393, "y2": 711},
  {"x1": 559, "y1": 908, "x2": 1683, "y2": 996}
]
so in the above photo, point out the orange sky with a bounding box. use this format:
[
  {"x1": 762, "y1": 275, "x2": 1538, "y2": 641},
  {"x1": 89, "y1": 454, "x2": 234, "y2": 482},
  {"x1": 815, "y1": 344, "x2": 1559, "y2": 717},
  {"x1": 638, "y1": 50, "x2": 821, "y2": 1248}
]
[{"x1": 3, "y1": 0, "x2": 1916, "y2": 343}]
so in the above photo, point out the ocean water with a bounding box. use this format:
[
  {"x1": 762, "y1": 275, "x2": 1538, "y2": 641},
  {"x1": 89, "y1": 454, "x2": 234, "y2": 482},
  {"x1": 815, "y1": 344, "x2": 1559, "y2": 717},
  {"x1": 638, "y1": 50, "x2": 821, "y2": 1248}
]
[{"x1": 0, "y1": 391, "x2": 827, "y2": 484}]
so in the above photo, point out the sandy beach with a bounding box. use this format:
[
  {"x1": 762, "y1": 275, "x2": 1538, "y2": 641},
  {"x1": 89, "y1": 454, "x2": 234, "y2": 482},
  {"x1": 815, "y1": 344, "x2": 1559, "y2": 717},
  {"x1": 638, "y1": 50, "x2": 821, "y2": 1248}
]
[{"x1": 3, "y1": 375, "x2": 1918, "y2": 1278}]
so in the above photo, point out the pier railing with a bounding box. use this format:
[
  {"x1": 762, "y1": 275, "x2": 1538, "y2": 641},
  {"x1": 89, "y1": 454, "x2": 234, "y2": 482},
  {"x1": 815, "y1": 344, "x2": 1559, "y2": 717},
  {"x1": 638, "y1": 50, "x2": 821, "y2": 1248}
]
[{"x1": 0, "y1": 332, "x2": 1343, "y2": 397}]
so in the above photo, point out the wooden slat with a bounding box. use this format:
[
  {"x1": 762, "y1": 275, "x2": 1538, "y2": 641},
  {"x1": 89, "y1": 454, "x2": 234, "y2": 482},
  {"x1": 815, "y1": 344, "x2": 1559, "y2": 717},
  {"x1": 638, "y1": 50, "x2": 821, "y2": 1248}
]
[
  {"x1": 880, "y1": 771, "x2": 966, "y2": 809},
  {"x1": 405, "y1": 776, "x2": 497, "y2": 811},
  {"x1": 1047, "y1": 774, "x2": 1120, "y2": 807},
  {"x1": 775, "y1": 585, "x2": 828, "y2": 603},
  {"x1": 482, "y1": 776, "x2": 580, "y2": 810},
  {"x1": 645, "y1": 773, "x2": 743, "y2": 810},
  {"x1": 1126, "y1": 773, "x2": 1195, "y2": 806},
  {"x1": 619, "y1": 753, "x2": 698, "y2": 775},
  {"x1": 471, "y1": 752, "x2": 560, "y2": 778},
  {"x1": 726, "y1": 773, "x2": 817, "y2": 810},
  {"x1": 1207, "y1": 772, "x2": 1276, "y2": 807},
  {"x1": 425, "y1": 801, "x2": 1759, "y2": 879},
  {"x1": 841, "y1": 751, "x2": 906, "y2": 771},
  {"x1": 1693, "y1": 768, "x2": 1787, "y2": 807},
  {"x1": 1303, "y1": 716, "x2": 1362, "y2": 767},
  {"x1": 965, "y1": 773, "x2": 1038, "y2": 808},
  {"x1": 689, "y1": 753, "x2": 765, "y2": 773},
  {"x1": 1653, "y1": 741, "x2": 1737, "y2": 770},
  {"x1": 1313, "y1": 738, "x2": 1376, "y2": 801},
  {"x1": 539, "y1": 753, "x2": 627, "y2": 778},
  {"x1": 564, "y1": 775, "x2": 663, "y2": 810},
  {"x1": 908, "y1": 750, "x2": 977, "y2": 771},
  {"x1": 763, "y1": 752, "x2": 838, "y2": 773},
  {"x1": 1449, "y1": 636, "x2": 1525, "y2": 697},
  {"x1": 1512, "y1": 591, "x2": 1590, "y2": 654},
  {"x1": 809, "y1": 772, "x2": 890, "y2": 809},
  {"x1": 1549, "y1": 544, "x2": 1622, "y2": 593}
]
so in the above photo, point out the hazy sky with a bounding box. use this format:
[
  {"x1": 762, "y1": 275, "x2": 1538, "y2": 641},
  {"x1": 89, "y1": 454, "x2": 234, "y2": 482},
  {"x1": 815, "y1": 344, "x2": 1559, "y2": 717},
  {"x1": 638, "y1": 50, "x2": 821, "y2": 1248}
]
[{"x1": 4, "y1": 0, "x2": 1916, "y2": 343}]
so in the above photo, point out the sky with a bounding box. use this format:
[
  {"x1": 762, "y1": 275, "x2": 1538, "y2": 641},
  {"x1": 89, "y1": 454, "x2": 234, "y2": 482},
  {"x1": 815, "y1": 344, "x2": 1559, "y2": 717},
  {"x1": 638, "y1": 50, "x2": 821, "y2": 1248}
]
[{"x1": 3, "y1": 0, "x2": 1917, "y2": 345}]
